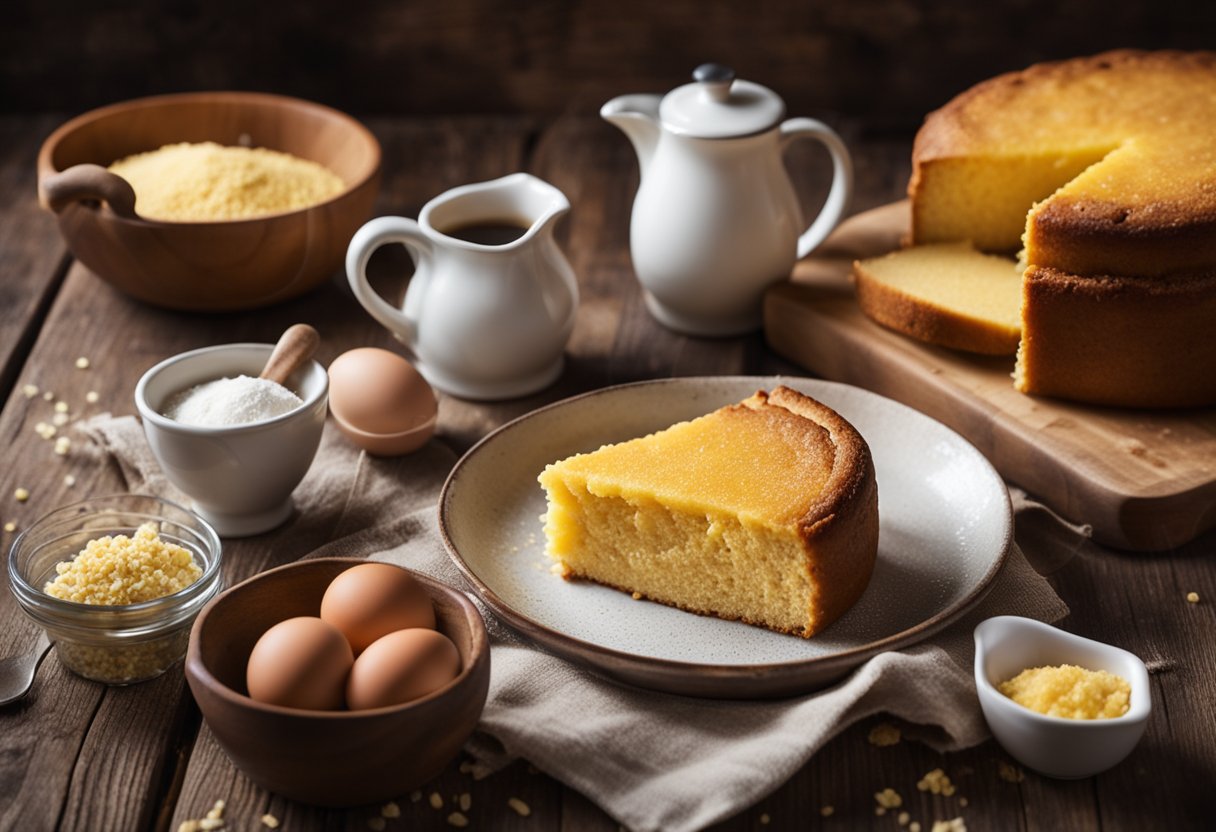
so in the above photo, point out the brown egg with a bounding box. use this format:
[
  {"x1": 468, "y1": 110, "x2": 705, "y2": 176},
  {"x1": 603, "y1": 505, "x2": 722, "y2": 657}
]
[
  {"x1": 246, "y1": 616, "x2": 353, "y2": 710},
  {"x1": 327, "y1": 347, "x2": 437, "y2": 436},
  {"x1": 320, "y1": 563, "x2": 437, "y2": 654},
  {"x1": 346, "y1": 628, "x2": 461, "y2": 710}
]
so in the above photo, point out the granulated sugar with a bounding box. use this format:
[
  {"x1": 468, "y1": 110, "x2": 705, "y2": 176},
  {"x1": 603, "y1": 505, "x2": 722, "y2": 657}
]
[{"x1": 164, "y1": 375, "x2": 303, "y2": 427}]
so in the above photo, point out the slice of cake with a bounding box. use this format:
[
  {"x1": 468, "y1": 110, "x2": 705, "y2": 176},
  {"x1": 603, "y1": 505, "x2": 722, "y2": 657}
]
[
  {"x1": 537, "y1": 386, "x2": 879, "y2": 638},
  {"x1": 853, "y1": 243, "x2": 1022, "y2": 355}
]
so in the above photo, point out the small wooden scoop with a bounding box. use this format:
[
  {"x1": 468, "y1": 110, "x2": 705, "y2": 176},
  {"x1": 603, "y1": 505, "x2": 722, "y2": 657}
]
[{"x1": 260, "y1": 324, "x2": 320, "y2": 386}]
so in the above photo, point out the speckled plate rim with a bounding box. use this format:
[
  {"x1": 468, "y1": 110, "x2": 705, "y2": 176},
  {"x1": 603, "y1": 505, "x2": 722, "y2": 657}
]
[{"x1": 439, "y1": 376, "x2": 1012, "y2": 699}]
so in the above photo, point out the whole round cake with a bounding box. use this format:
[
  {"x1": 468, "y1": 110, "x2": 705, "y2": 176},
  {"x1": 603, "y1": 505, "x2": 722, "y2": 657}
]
[{"x1": 908, "y1": 50, "x2": 1216, "y2": 408}]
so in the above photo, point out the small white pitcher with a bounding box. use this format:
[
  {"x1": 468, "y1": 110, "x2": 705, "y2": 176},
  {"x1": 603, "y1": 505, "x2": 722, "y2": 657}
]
[{"x1": 346, "y1": 173, "x2": 578, "y2": 400}]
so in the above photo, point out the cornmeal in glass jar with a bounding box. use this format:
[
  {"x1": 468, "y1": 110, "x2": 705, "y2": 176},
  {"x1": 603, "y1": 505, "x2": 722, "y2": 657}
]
[
  {"x1": 998, "y1": 664, "x2": 1131, "y2": 719},
  {"x1": 44, "y1": 522, "x2": 201, "y2": 604}
]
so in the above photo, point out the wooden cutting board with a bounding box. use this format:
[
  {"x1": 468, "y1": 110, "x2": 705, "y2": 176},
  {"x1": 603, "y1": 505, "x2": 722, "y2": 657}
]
[{"x1": 764, "y1": 201, "x2": 1216, "y2": 552}]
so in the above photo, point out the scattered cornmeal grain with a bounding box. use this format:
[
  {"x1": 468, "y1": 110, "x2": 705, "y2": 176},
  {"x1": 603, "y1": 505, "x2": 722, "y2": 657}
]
[
  {"x1": 917, "y1": 768, "x2": 956, "y2": 796},
  {"x1": 898, "y1": 811, "x2": 911, "y2": 826},
  {"x1": 868, "y1": 722, "x2": 902, "y2": 746},
  {"x1": 997, "y1": 761, "x2": 1025, "y2": 783},
  {"x1": 15, "y1": 487, "x2": 30, "y2": 502},
  {"x1": 381, "y1": 801, "x2": 401, "y2": 818},
  {"x1": 34, "y1": 422, "x2": 55, "y2": 439},
  {"x1": 876, "y1": 807, "x2": 888, "y2": 816},
  {"x1": 86, "y1": 391, "x2": 100, "y2": 404},
  {"x1": 999, "y1": 664, "x2": 1130, "y2": 719},
  {"x1": 42, "y1": 391, "x2": 53, "y2": 401},
  {"x1": 367, "y1": 818, "x2": 386, "y2": 831},
  {"x1": 261, "y1": 815, "x2": 280, "y2": 829},
  {"x1": 75, "y1": 357, "x2": 90, "y2": 370},
  {"x1": 760, "y1": 813, "x2": 771, "y2": 825},
  {"x1": 909, "y1": 823, "x2": 922, "y2": 832},
  {"x1": 458, "y1": 793, "x2": 471, "y2": 812},
  {"x1": 958, "y1": 797, "x2": 968, "y2": 808},
  {"x1": 22, "y1": 384, "x2": 39, "y2": 398},
  {"x1": 64, "y1": 474, "x2": 77, "y2": 487},
  {"x1": 446, "y1": 812, "x2": 469, "y2": 828},
  {"x1": 930, "y1": 819, "x2": 967, "y2": 832},
  {"x1": 52, "y1": 412, "x2": 70, "y2": 427},
  {"x1": 54, "y1": 437, "x2": 71, "y2": 456},
  {"x1": 54, "y1": 401, "x2": 69, "y2": 413},
  {"x1": 820, "y1": 805, "x2": 835, "y2": 817},
  {"x1": 43, "y1": 522, "x2": 201, "y2": 604},
  {"x1": 108, "y1": 142, "x2": 345, "y2": 221},
  {"x1": 1187, "y1": 592, "x2": 1200, "y2": 604},
  {"x1": 875, "y1": 788, "x2": 903, "y2": 809},
  {"x1": 429, "y1": 792, "x2": 444, "y2": 810},
  {"x1": 207, "y1": 800, "x2": 225, "y2": 819},
  {"x1": 508, "y1": 797, "x2": 531, "y2": 817}
]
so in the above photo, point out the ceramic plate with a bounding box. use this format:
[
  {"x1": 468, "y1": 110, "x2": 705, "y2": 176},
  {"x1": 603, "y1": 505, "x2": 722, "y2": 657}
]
[{"x1": 439, "y1": 377, "x2": 1011, "y2": 699}]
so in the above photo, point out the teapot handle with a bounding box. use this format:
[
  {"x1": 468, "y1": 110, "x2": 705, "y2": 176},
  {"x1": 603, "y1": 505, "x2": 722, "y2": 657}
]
[
  {"x1": 780, "y1": 118, "x2": 854, "y2": 259},
  {"x1": 345, "y1": 216, "x2": 434, "y2": 351}
]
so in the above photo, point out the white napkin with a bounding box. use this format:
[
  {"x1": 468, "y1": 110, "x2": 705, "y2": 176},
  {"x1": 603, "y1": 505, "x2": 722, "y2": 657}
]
[{"x1": 86, "y1": 416, "x2": 1069, "y2": 832}]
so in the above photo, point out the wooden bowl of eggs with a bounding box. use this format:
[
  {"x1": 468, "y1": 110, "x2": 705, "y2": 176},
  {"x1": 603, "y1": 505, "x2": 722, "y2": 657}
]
[
  {"x1": 37, "y1": 91, "x2": 380, "y2": 311},
  {"x1": 185, "y1": 558, "x2": 490, "y2": 807}
]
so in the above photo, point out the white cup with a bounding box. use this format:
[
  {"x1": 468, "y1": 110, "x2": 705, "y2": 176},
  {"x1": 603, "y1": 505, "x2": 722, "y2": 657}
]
[{"x1": 134, "y1": 344, "x2": 328, "y2": 537}]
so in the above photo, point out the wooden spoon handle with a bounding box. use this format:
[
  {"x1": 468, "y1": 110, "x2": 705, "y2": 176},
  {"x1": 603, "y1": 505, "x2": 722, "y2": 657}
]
[
  {"x1": 260, "y1": 324, "x2": 320, "y2": 386},
  {"x1": 40, "y1": 164, "x2": 138, "y2": 219}
]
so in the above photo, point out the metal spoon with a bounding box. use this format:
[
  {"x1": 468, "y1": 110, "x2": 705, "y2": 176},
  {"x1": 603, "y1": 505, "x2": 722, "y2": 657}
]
[{"x1": 0, "y1": 631, "x2": 52, "y2": 706}]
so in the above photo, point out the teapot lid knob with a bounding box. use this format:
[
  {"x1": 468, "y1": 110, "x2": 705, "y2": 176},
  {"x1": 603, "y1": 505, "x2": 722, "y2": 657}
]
[{"x1": 693, "y1": 63, "x2": 736, "y2": 102}]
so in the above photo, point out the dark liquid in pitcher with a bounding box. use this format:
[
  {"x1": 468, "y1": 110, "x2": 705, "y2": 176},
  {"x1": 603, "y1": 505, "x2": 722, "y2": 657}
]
[{"x1": 443, "y1": 218, "x2": 531, "y2": 246}]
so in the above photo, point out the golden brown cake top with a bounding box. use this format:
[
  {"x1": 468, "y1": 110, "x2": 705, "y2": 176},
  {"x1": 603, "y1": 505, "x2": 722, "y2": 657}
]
[
  {"x1": 541, "y1": 386, "x2": 871, "y2": 531},
  {"x1": 914, "y1": 50, "x2": 1216, "y2": 231}
]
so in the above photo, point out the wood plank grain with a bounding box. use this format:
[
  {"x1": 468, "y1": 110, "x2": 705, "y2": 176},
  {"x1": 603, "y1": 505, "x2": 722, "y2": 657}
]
[{"x1": 764, "y1": 201, "x2": 1216, "y2": 551}]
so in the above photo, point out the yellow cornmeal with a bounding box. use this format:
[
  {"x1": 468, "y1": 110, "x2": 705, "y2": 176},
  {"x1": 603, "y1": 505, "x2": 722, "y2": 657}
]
[
  {"x1": 108, "y1": 141, "x2": 344, "y2": 221},
  {"x1": 44, "y1": 522, "x2": 201, "y2": 605},
  {"x1": 999, "y1": 664, "x2": 1131, "y2": 719}
]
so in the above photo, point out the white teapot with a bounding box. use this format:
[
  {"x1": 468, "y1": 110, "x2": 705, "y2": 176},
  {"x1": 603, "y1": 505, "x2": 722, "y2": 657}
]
[{"x1": 603, "y1": 64, "x2": 853, "y2": 336}]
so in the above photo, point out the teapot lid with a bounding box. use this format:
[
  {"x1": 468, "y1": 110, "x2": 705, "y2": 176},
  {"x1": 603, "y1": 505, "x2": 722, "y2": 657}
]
[{"x1": 659, "y1": 64, "x2": 785, "y2": 138}]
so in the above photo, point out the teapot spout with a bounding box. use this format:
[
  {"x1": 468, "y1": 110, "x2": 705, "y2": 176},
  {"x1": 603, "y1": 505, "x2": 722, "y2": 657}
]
[{"x1": 601, "y1": 94, "x2": 662, "y2": 181}]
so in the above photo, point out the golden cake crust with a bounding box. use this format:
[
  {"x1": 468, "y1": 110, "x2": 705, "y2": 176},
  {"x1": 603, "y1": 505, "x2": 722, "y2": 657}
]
[{"x1": 911, "y1": 49, "x2": 1216, "y2": 275}]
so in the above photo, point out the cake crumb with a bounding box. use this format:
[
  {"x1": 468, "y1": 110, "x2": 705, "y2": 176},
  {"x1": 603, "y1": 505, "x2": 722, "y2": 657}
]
[
  {"x1": 22, "y1": 384, "x2": 39, "y2": 398},
  {"x1": 631, "y1": 591, "x2": 642, "y2": 600},
  {"x1": 459, "y1": 793, "x2": 471, "y2": 812},
  {"x1": 75, "y1": 357, "x2": 90, "y2": 369},
  {"x1": 917, "y1": 768, "x2": 955, "y2": 796},
  {"x1": 14, "y1": 487, "x2": 30, "y2": 502},
  {"x1": 447, "y1": 812, "x2": 469, "y2": 828},
  {"x1": 429, "y1": 792, "x2": 444, "y2": 810},
  {"x1": 820, "y1": 805, "x2": 835, "y2": 817},
  {"x1": 86, "y1": 391, "x2": 100, "y2": 404},
  {"x1": 260, "y1": 815, "x2": 279, "y2": 829},
  {"x1": 508, "y1": 797, "x2": 531, "y2": 817},
  {"x1": 382, "y1": 801, "x2": 401, "y2": 818},
  {"x1": 1187, "y1": 591, "x2": 1200, "y2": 603},
  {"x1": 998, "y1": 761, "x2": 1025, "y2": 783},
  {"x1": 875, "y1": 787, "x2": 902, "y2": 809},
  {"x1": 367, "y1": 818, "x2": 386, "y2": 831},
  {"x1": 868, "y1": 722, "x2": 902, "y2": 746},
  {"x1": 930, "y1": 819, "x2": 967, "y2": 832}
]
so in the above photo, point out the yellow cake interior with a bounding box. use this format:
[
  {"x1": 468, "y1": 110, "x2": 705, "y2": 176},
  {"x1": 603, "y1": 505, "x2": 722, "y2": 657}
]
[{"x1": 538, "y1": 387, "x2": 878, "y2": 637}]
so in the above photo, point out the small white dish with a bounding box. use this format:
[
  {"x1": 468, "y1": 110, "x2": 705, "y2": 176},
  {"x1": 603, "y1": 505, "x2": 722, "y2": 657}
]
[
  {"x1": 440, "y1": 376, "x2": 1012, "y2": 698},
  {"x1": 974, "y1": 615, "x2": 1151, "y2": 779},
  {"x1": 135, "y1": 344, "x2": 328, "y2": 537}
]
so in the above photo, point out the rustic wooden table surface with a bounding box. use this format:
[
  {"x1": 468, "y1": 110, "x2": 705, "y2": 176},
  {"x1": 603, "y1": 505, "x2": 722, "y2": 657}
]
[{"x1": 0, "y1": 113, "x2": 1211, "y2": 832}]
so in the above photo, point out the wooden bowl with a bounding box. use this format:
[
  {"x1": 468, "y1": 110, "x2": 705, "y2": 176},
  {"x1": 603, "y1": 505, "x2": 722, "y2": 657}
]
[
  {"x1": 37, "y1": 92, "x2": 380, "y2": 311},
  {"x1": 185, "y1": 558, "x2": 490, "y2": 807}
]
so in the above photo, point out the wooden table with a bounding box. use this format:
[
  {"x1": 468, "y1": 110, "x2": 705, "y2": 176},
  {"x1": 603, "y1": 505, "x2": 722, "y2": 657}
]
[{"x1": 1, "y1": 113, "x2": 1211, "y2": 832}]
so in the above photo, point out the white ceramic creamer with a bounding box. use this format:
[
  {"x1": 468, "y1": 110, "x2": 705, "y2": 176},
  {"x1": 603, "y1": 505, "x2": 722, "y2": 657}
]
[
  {"x1": 346, "y1": 173, "x2": 578, "y2": 400},
  {"x1": 603, "y1": 64, "x2": 853, "y2": 336}
]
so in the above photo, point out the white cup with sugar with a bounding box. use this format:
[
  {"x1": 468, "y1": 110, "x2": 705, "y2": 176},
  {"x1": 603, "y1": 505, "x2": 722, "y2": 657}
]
[{"x1": 135, "y1": 344, "x2": 328, "y2": 537}]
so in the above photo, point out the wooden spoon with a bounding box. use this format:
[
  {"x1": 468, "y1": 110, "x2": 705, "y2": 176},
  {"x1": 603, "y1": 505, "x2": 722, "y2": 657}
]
[{"x1": 260, "y1": 324, "x2": 320, "y2": 386}]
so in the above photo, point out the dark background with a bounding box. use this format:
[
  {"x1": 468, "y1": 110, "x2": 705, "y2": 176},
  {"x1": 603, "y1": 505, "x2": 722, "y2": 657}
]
[{"x1": 6, "y1": 0, "x2": 1215, "y2": 132}]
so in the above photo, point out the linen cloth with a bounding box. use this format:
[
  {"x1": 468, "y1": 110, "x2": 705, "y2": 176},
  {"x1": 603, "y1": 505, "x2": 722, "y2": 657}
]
[{"x1": 85, "y1": 416, "x2": 1069, "y2": 832}]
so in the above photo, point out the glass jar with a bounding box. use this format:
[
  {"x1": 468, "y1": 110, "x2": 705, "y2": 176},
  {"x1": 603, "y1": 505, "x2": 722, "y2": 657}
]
[{"x1": 7, "y1": 494, "x2": 222, "y2": 685}]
